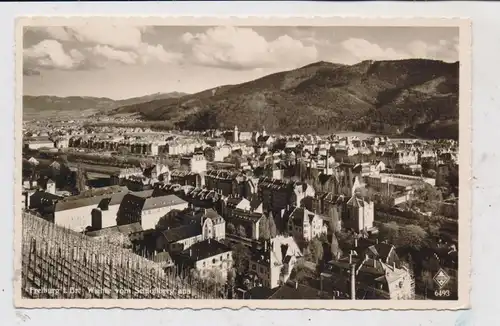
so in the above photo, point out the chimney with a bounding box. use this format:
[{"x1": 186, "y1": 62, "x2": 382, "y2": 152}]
[
  {"x1": 264, "y1": 240, "x2": 268, "y2": 252},
  {"x1": 295, "y1": 281, "x2": 298, "y2": 289},
  {"x1": 354, "y1": 238, "x2": 358, "y2": 248},
  {"x1": 350, "y1": 263, "x2": 356, "y2": 300}
]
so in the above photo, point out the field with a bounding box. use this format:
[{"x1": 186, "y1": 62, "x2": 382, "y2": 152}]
[{"x1": 21, "y1": 212, "x2": 225, "y2": 299}]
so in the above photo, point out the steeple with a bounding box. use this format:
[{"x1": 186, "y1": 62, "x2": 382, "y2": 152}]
[{"x1": 233, "y1": 125, "x2": 239, "y2": 143}]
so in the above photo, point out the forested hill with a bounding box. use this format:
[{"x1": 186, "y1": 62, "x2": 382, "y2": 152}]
[
  {"x1": 113, "y1": 59, "x2": 459, "y2": 139},
  {"x1": 23, "y1": 92, "x2": 188, "y2": 118}
]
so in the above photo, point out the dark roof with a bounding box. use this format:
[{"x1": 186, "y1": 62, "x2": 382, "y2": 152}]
[
  {"x1": 246, "y1": 286, "x2": 278, "y2": 299},
  {"x1": 30, "y1": 190, "x2": 63, "y2": 202},
  {"x1": 203, "y1": 208, "x2": 223, "y2": 223},
  {"x1": 55, "y1": 186, "x2": 129, "y2": 212},
  {"x1": 133, "y1": 189, "x2": 155, "y2": 198},
  {"x1": 180, "y1": 239, "x2": 231, "y2": 261},
  {"x1": 328, "y1": 256, "x2": 385, "y2": 277},
  {"x1": 268, "y1": 282, "x2": 324, "y2": 300},
  {"x1": 230, "y1": 208, "x2": 264, "y2": 223},
  {"x1": 366, "y1": 243, "x2": 394, "y2": 261},
  {"x1": 117, "y1": 222, "x2": 143, "y2": 235},
  {"x1": 97, "y1": 191, "x2": 129, "y2": 208},
  {"x1": 55, "y1": 195, "x2": 108, "y2": 212},
  {"x1": 121, "y1": 193, "x2": 187, "y2": 212},
  {"x1": 143, "y1": 195, "x2": 187, "y2": 210},
  {"x1": 258, "y1": 135, "x2": 271, "y2": 142},
  {"x1": 86, "y1": 222, "x2": 143, "y2": 237},
  {"x1": 249, "y1": 197, "x2": 262, "y2": 211},
  {"x1": 285, "y1": 207, "x2": 315, "y2": 226},
  {"x1": 226, "y1": 197, "x2": 244, "y2": 208},
  {"x1": 161, "y1": 224, "x2": 202, "y2": 243}
]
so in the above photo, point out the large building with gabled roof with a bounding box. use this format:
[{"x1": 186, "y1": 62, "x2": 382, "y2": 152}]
[{"x1": 116, "y1": 193, "x2": 189, "y2": 230}]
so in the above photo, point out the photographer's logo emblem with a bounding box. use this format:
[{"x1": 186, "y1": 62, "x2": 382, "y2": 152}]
[{"x1": 433, "y1": 269, "x2": 450, "y2": 289}]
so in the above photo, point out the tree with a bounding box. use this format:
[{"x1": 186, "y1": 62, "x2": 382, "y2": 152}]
[
  {"x1": 268, "y1": 213, "x2": 277, "y2": 238},
  {"x1": 330, "y1": 233, "x2": 342, "y2": 260},
  {"x1": 426, "y1": 169, "x2": 437, "y2": 178},
  {"x1": 328, "y1": 206, "x2": 341, "y2": 233},
  {"x1": 258, "y1": 215, "x2": 271, "y2": 240},
  {"x1": 204, "y1": 147, "x2": 215, "y2": 162},
  {"x1": 378, "y1": 222, "x2": 400, "y2": 245},
  {"x1": 232, "y1": 243, "x2": 250, "y2": 274},
  {"x1": 229, "y1": 152, "x2": 242, "y2": 169},
  {"x1": 227, "y1": 222, "x2": 236, "y2": 235},
  {"x1": 207, "y1": 269, "x2": 225, "y2": 285},
  {"x1": 397, "y1": 225, "x2": 428, "y2": 250},
  {"x1": 413, "y1": 183, "x2": 443, "y2": 214},
  {"x1": 227, "y1": 268, "x2": 236, "y2": 287},
  {"x1": 292, "y1": 261, "x2": 308, "y2": 282},
  {"x1": 305, "y1": 238, "x2": 324, "y2": 264},
  {"x1": 155, "y1": 209, "x2": 182, "y2": 230},
  {"x1": 237, "y1": 225, "x2": 247, "y2": 238},
  {"x1": 76, "y1": 164, "x2": 87, "y2": 193},
  {"x1": 426, "y1": 223, "x2": 441, "y2": 238}
]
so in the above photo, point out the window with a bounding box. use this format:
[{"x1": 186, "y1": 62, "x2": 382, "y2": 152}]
[
  {"x1": 212, "y1": 258, "x2": 216, "y2": 264},
  {"x1": 252, "y1": 264, "x2": 256, "y2": 271}
]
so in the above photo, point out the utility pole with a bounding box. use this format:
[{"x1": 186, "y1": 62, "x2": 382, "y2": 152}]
[{"x1": 350, "y1": 263, "x2": 356, "y2": 300}]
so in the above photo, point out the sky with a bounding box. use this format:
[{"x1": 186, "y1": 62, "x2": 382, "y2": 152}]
[{"x1": 23, "y1": 24, "x2": 459, "y2": 99}]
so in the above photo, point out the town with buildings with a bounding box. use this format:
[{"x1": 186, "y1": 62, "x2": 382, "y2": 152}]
[
  {"x1": 21, "y1": 119, "x2": 459, "y2": 300},
  {"x1": 20, "y1": 23, "x2": 460, "y2": 301}
]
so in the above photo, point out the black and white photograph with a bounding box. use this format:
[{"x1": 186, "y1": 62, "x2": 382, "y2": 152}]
[{"x1": 15, "y1": 17, "x2": 471, "y2": 309}]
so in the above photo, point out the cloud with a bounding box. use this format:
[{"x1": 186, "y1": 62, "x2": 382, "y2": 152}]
[
  {"x1": 87, "y1": 43, "x2": 182, "y2": 66},
  {"x1": 69, "y1": 24, "x2": 143, "y2": 50},
  {"x1": 90, "y1": 45, "x2": 138, "y2": 65},
  {"x1": 43, "y1": 26, "x2": 73, "y2": 41},
  {"x1": 25, "y1": 24, "x2": 182, "y2": 69},
  {"x1": 181, "y1": 26, "x2": 318, "y2": 70},
  {"x1": 137, "y1": 44, "x2": 183, "y2": 64},
  {"x1": 407, "y1": 39, "x2": 458, "y2": 62},
  {"x1": 24, "y1": 40, "x2": 84, "y2": 70},
  {"x1": 339, "y1": 37, "x2": 459, "y2": 64},
  {"x1": 340, "y1": 38, "x2": 408, "y2": 63},
  {"x1": 23, "y1": 68, "x2": 41, "y2": 76},
  {"x1": 30, "y1": 24, "x2": 143, "y2": 50}
]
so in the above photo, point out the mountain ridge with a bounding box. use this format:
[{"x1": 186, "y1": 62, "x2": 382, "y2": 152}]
[
  {"x1": 112, "y1": 59, "x2": 459, "y2": 139},
  {"x1": 23, "y1": 92, "x2": 189, "y2": 116}
]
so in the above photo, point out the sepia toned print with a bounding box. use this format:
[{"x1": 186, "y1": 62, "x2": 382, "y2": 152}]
[{"x1": 14, "y1": 16, "x2": 471, "y2": 310}]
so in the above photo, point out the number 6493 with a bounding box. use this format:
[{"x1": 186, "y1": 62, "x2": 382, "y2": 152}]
[{"x1": 434, "y1": 289, "x2": 451, "y2": 297}]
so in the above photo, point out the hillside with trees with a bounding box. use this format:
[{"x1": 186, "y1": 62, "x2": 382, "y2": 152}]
[
  {"x1": 112, "y1": 59, "x2": 459, "y2": 139},
  {"x1": 23, "y1": 92, "x2": 188, "y2": 118}
]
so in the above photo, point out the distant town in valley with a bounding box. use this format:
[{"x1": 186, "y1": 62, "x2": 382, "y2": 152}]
[{"x1": 20, "y1": 24, "x2": 460, "y2": 301}]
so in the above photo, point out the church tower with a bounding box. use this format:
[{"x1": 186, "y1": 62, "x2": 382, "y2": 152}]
[{"x1": 233, "y1": 125, "x2": 239, "y2": 143}]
